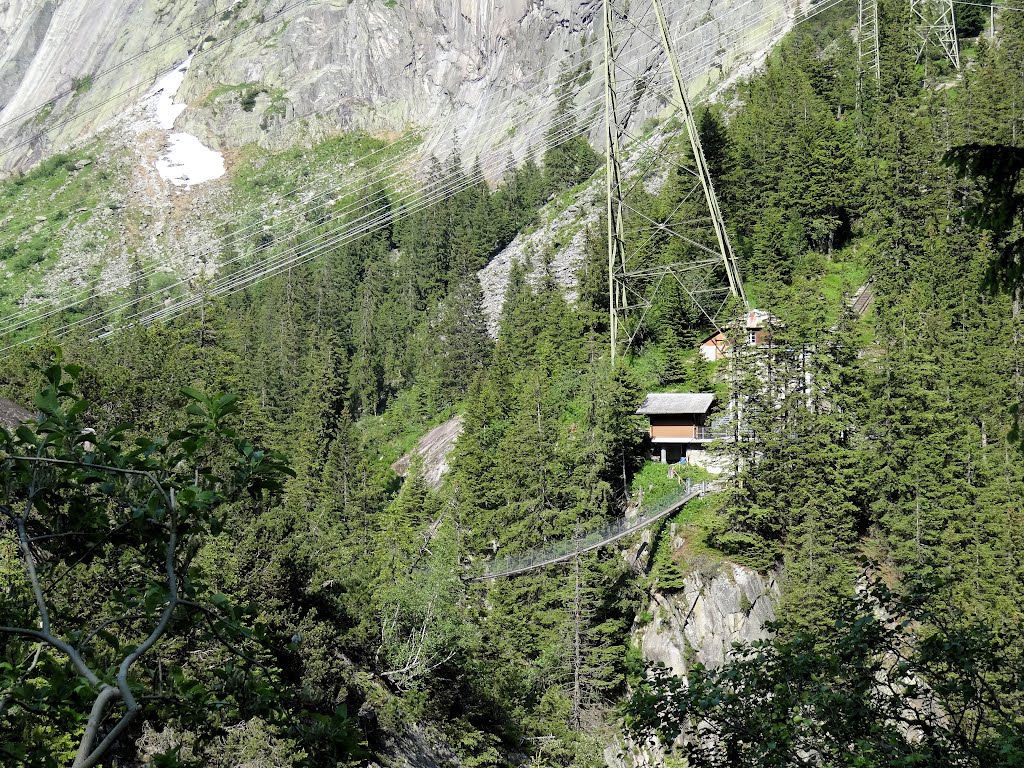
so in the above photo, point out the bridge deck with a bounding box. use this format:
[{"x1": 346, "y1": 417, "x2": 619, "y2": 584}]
[{"x1": 469, "y1": 482, "x2": 707, "y2": 581}]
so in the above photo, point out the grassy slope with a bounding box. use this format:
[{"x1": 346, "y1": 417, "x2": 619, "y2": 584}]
[
  {"x1": 0, "y1": 130, "x2": 416, "y2": 337},
  {"x1": 0, "y1": 144, "x2": 120, "y2": 316}
]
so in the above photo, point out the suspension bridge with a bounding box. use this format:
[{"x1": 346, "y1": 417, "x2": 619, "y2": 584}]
[{"x1": 469, "y1": 480, "x2": 710, "y2": 580}]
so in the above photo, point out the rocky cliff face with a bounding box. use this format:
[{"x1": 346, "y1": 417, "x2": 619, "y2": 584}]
[
  {"x1": 606, "y1": 561, "x2": 778, "y2": 768},
  {"x1": 391, "y1": 415, "x2": 465, "y2": 489},
  {"x1": 0, "y1": 0, "x2": 808, "y2": 329},
  {"x1": 639, "y1": 562, "x2": 776, "y2": 675},
  {"x1": 1, "y1": 0, "x2": 805, "y2": 175}
]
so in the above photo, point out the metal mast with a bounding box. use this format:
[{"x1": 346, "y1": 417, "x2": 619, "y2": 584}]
[
  {"x1": 857, "y1": 0, "x2": 881, "y2": 106},
  {"x1": 603, "y1": 0, "x2": 627, "y2": 362},
  {"x1": 603, "y1": 0, "x2": 747, "y2": 363},
  {"x1": 652, "y1": 0, "x2": 744, "y2": 302},
  {"x1": 912, "y1": 0, "x2": 961, "y2": 70}
]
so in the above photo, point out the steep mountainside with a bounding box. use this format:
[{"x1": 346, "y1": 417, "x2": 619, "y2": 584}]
[
  {"x1": 0, "y1": 0, "x2": 803, "y2": 174},
  {"x1": 6, "y1": 1, "x2": 1024, "y2": 768},
  {"x1": 0, "y1": 0, "x2": 806, "y2": 341}
]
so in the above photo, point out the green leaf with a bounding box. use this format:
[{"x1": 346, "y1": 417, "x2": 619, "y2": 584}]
[
  {"x1": 34, "y1": 388, "x2": 60, "y2": 416},
  {"x1": 143, "y1": 584, "x2": 166, "y2": 612},
  {"x1": 95, "y1": 629, "x2": 121, "y2": 653},
  {"x1": 43, "y1": 363, "x2": 62, "y2": 387},
  {"x1": 214, "y1": 393, "x2": 238, "y2": 412},
  {"x1": 185, "y1": 403, "x2": 207, "y2": 418},
  {"x1": 66, "y1": 398, "x2": 90, "y2": 419},
  {"x1": 180, "y1": 386, "x2": 209, "y2": 405}
]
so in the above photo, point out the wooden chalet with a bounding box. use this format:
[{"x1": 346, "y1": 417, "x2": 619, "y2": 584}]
[
  {"x1": 699, "y1": 309, "x2": 775, "y2": 362},
  {"x1": 636, "y1": 392, "x2": 716, "y2": 464}
]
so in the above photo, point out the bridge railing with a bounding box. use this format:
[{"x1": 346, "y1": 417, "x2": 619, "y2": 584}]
[
  {"x1": 694, "y1": 426, "x2": 733, "y2": 440},
  {"x1": 472, "y1": 480, "x2": 708, "y2": 580}
]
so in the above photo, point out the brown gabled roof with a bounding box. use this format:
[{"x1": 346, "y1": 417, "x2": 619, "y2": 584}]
[
  {"x1": 0, "y1": 397, "x2": 33, "y2": 430},
  {"x1": 636, "y1": 392, "x2": 715, "y2": 415},
  {"x1": 699, "y1": 309, "x2": 780, "y2": 346}
]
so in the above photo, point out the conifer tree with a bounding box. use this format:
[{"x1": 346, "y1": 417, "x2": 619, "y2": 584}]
[{"x1": 417, "y1": 276, "x2": 492, "y2": 412}]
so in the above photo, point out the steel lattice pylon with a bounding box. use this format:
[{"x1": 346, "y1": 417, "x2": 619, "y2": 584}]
[
  {"x1": 911, "y1": 0, "x2": 961, "y2": 69},
  {"x1": 603, "y1": 0, "x2": 746, "y2": 363},
  {"x1": 858, "y1": 0, "x2": 961, "y2": 107},
  {"x1": 857, "y1": 0, "x2": 881, "y2": 105}
]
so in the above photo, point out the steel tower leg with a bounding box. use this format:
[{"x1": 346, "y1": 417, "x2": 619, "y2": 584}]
[
  {"x1": 603, "y1": 0, "x2": 747, "y2": 363},
  {"x1": 651, "y1": 0, "x2": 746, "y2": 305},
  {"x1": 603, "y1": 0, "x2": 627, "y2": 363},
  {"x1": 912, "y1": 0, "x2": 961, "y2": 70},
  {"x1": 857, "y1": 0, "x2": 881, "y2": 107}
]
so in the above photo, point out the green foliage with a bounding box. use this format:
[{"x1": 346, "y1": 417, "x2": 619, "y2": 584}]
[
  {"x1": 71, "y1": 74, "x2": 94, "y2": 95},
  {"x1": 0, "y1": 145, "x2": 112, "y2": 318},
  {"x1": 630, "y1": 461, "x2": 683, "y2": 510},
  {"x1": 240, "y1": 85, "x2": 268, "y2": 111},
  {"x1": 6, "y1": 6, "x2": 1024, "y2": 765},
  {"x1": 542, "y1": 62, "x2": 601, "y2": 193},
  {"x1": 956, "y1": 2, "x2": 987, "y2": 38},
  {"x1": 617, "y1": 20, "x2": 1024, "y2": 764},
  {"x1": 0, "y1": 355, "x2": 303, "y2": 766},
  {"x1": 0, "y1": 124, "x2": 638, "y2": 762},
  {"x1": 543, "y1": 136, "x2": 600, "y2": 194},
  {"x1": 945, "y1": 141, "x2": 1024, "y2": 291},
  {"x1": 627, "y1": 575, "x2": 1024, "y2": 768},
  {"x1": 653, "y1": 555, "x2": 688, "y2": 592}
]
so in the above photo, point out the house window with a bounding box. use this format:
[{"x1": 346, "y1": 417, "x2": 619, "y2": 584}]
[{"x1": 748, "y1": 330, "x2": 757, "y2": 345}]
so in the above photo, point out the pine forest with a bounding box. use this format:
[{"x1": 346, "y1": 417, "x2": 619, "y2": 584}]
[{"x1": 2, "y1": 0, "x2": 1024, "y2": 766}]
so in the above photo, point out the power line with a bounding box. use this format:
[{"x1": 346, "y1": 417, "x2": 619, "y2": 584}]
[
  {"x1": 109, "y1": 0, "x2": 849, "y2": 334},
  {"x1": 0, "y1": 0, "x2": 314, "y2": 162},
  {"x1": 131, "y1": 1, "x2": 816, "y2": 309},
  {"x1": 0, "y1": 134, "x2": 421, "y2": 334},
  {"x1": 0, "y1": 0, "x2": 775, "y2": 336},
  {"x1": 2, "y1": 0, "x2": 825, "y2": 349},
  {"x1": 0, "y1": 0, "x2": 743, "y2": 328},
  {"x1": 5, "y1": 0, "x2": 826, "y2": 348},
  {"x1": 130, "y1": 0, "x2": 754, "y2": 219},
  {"x1": 7, "y1": 94, "x2": 596, "y2": 346},
  {"x1": 955, "y1": 1, "x2": 1024, "y2": 11}
]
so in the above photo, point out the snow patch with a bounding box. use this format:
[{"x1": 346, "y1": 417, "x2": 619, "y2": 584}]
[
  {"x1": 135, "y1": 55, "x2": 225, "y2": 187},
  {"x1": 151, "y1": 62, "x2": 189, "y2": 129},
  {"x1": 154, "y1": 133, "x2": 226, "y2": 186}
]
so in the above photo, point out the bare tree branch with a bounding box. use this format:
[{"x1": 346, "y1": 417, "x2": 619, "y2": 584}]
[
  {"x1": 6, "y1": 455, "x2": 173, "y2": 507},
  {"x1": 71, "y1": 492, "x2": 181, "y2": 766},
  {"x1": 26, "y1": 530, "x2": 90, "y2": 543},
  {"x1": 13, "y1": 451, "x2": 51, "y2": 635},
  {"x1": 73, "y1": 685, "x2": 131, "y2": 768},
  {"x1": 115, "y1": 525, "x2": 178, "y2": 711},
  {"x1": 0, "y1": 626, "x2": 101, "y2": 687}
]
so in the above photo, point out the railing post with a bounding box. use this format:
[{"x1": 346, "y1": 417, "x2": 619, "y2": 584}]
[{"x1": 686, "y1": 478, "x2": 691, "y2": 495}]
